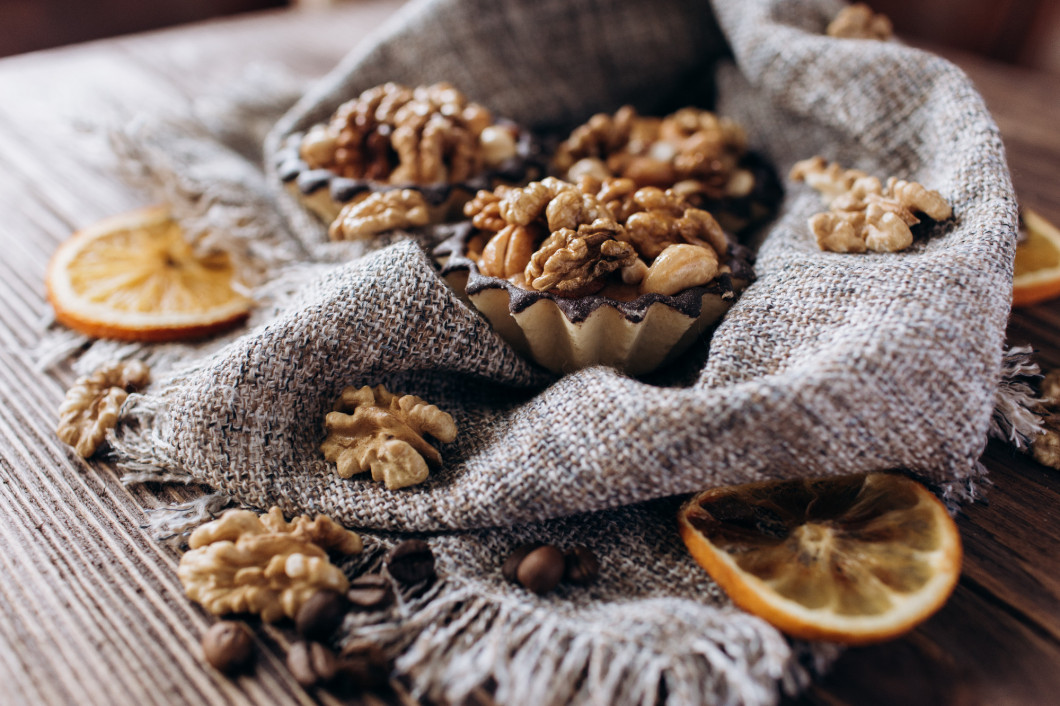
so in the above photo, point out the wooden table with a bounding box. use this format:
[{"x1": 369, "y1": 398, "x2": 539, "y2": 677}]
[{"x1": 0, "y1": 4, "x2": 1058, "y2": 704}]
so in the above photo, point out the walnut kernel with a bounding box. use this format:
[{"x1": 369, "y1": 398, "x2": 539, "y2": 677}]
[
  {"x1": 302, "y1": 82, "x2": 499, "y2": 186},
  {"x1": 640, "y1": 243, "x2": 720, "y2": 296},
  {"x1": 320, "y1": 385, "x2": 457, "y2": 490},
  {"x1": 328, "y1": 189, "x2": 431, "y2": 241},
  {"x1": 479, "y1": 125, "x2": 518, "y2": 167},
  {"x1": 479, "y1": 224, "x2": 540, "y2": 278},
  {"x1": 56, "y1": 360, "x2": 150, "y2": 457},
  {"x1": 525, "y1": 218, "x2": 637, "y2": 295},
  {"x1": 178, "y1": 507, "x2": 362, "y2": 623},
  {"x1": 827, "y1": 3, "x2": 894, "y2": 41},
  {"x1": 792, "y1": 157, "x2": 952, "y2": 253}
]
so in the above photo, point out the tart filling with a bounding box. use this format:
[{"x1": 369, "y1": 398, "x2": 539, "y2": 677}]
[
  {"x1": 276, "y1": 82, "x2": 543, "y2": 226},
  {"x1": 438, "y1": 178, "x2": 755, "y2": 375},
  {"x1": 553, "y1": 105, "x2": 782, "y2": 236}
]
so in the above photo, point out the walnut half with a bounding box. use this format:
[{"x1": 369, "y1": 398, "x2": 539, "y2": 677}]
[
  {"x1": 320, "y1": 385, "x2": 457, "y2": 490},
  {"x1": 525, "y1": 218, "x2": 637, "y2": 295},
  {"x1": 328, "y1": 189, "x2": 431, "y2": 241},
  {"x1": 791, "y1": 157, "x2": 952, "y2": 253},
  {"x1": 56, "y1": 360, "x2": 150, "y2": 457},
  {"x1": 827, "y1": 3, "x2": 893, "y2": 41},
  {"x1": 178, "y1": 507, "x2": 362, "y2": 623}
]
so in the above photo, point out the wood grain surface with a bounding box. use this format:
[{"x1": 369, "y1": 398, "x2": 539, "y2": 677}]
[{"x1": 1, "y1": 5, "x2": 1058, "y2": 705}]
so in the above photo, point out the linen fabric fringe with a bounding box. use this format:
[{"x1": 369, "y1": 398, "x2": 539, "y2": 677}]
[{"x1": 52, "y1": 0, "x2": 1034, "y2": 703}]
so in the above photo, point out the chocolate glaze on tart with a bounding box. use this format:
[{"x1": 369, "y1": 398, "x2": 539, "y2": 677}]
[
  {"x1": 436, "y1": 222, "x2": 755, "y2": 375},
  {"x1": 276, "y1": 120, "x2": 545, "y2": 225}
]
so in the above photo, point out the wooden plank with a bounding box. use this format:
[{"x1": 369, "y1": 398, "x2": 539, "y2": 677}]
[
  {"x1": 793, "y1": 578, "x2": 1060, "y2": 706},
  {"x1": 0, "y1": 5, "x2": 407, "y2": 705}
]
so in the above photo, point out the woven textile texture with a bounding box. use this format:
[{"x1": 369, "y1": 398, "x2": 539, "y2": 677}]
[{"x1": 94, "y1": 0, "x2": 1019, "y2": 703}]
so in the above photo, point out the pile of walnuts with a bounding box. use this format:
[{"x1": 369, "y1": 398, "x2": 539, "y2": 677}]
[
  {"x1": 791, "y1": 156, "x2": 952, "y2": 253},
  {"x1": 552, "y1": 105, "x2": 753, "y2": 207},
  {"x1": 299, "y1": 82, "x2": 517, "y2": 186},
  {"x1": 464, "y1": 176, "x2": 730, "y2": 297}
]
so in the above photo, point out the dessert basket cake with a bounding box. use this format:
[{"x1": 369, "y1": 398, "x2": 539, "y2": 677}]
[
  {"x1": 437, "y1": 175, "x2": 757, "y2": 375},
  {"x1": 275, "y1": 82, "x2": 544, "y2": 229}
]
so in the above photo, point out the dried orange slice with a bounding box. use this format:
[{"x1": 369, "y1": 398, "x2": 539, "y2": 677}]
[
  {"x1": 46, "y1": 206, "x2": 253, "y2": 342},
  {"x1": 1013, "y1": 209, "x2": 1060, "y2": 307},
  {"x1": 678, "y1": 473, "x2": 961, "y2": 644}
]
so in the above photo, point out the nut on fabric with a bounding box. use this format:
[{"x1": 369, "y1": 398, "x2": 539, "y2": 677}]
[
  {"x1": 385, "y1": 539, "x2": 437, "y2": 586},
  {"x1": 295, "y1": 589, "x2": 348, "y2": 641},
  {"x1": 56, "y1": 359, "x2": 150, "y2": 457},
  {"x1": 328, "y1": 189, "x2": 431, "y2": 241},
  {"x1": 177, "y1": 507, "x2": 362, "y2": 623},
  {"x1": 515, "y1": 545, "x2": 565, "y2": 594},
  {"x1": 791, "y1": 156, "x2": 952, "y2": 253},
  {"x1": 563, "y1": 545, "x2": 601, "y2": 585},
  {"x1": 827, "y1": 3, "x2": 893, "y2": 40},
  {"x1": 320, "y1": 385, "x2": 457, "y2": 489}
]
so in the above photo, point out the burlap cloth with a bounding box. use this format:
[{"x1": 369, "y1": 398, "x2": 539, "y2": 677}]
[{"x1": 57, "y1": 0, "x2": 1035, "y2": 703}]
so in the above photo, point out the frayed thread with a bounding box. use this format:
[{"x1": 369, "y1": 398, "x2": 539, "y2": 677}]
[
  {"x1": 338, "y1": 577, "x2": 822, "y2": 706},
  {"x1": 142, "y1": 492, "x2": 232, "y2": 546},
  {"x1": 108, "y1": 391, "x2": 194, "y2": 486},
  {"x1": 990, "y1": 345, "x2": 1043, "y2": 449}
]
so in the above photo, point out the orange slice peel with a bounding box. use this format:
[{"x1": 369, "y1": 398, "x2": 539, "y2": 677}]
[
  {"x1": 46, "y1": 206, "x2": 253, "y2": 342},
  {"x1": 1013, "y1": 208, "x2": 1060, "y2": 307},
  {"x1": 678, "y1": 473, "x2": 962, "y2": 644}
]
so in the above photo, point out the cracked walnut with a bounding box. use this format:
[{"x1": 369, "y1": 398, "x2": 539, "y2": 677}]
[
  {"x1": 320, "y1": 385, "x2": 457, "y2": 490},
  {"x1": 56, "y1": 360, "x2": 150, "y2": 457},
  {"x1": 791, "y1": 156, "x2": 952, "y2": 253},
  {"x1": 178, "y1": 507, "x2": 362, "y2": 623}
]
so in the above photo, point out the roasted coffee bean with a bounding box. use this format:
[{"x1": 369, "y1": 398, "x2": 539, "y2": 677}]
[
  {"x1": 201, "y1": 620, "x2": 254, "y2": 674},
  {"x1": 502, "y1": 543, "x2": 543, "y2": 583},
  {"x1": 287, "y1": 641, "x2": 339, "y2": 688},
  {"x1": 296, "y1": 589, "x2": 348, "y2": 641},
  {"x1": 516, "y1": 545, "x2": 565, "y2": 595},
  {"x1": 563, "y1": 545, "x2": 601, "y2": 585},
  {"x1": 346, "y1": 573, "x2": 392, "y2": 610},
  {"x1": 385, "y1": 539, "x2": 436, "y2": 585},
  {"x1": 337, "y1": 638, "x2": 390, "y2": 690}
]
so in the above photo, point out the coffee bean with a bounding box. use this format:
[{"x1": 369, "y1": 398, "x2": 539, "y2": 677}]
[
  {"x1": 502, "y1": 543, "x2": 543, "y2": 583},
  {"x1": 346, "y1": 574, "x2": 392, "y2": 610},
  {"x1": 337, "y1": 638, "x2": 390, "y2": 690},
  {"x1": 287, "y1": 641, "x2": 339, "y2": 688},
  {"x1": 385, "y1": 539, "x2": 436, "y2": 585},
  {"x1": 296, "y1": 590, "x2": 347, "y2": 641},
  {"x1": 563, "y1": 545, "x2": 601, "y2": 585},
  {"x1": 201, "y1": 621, "x2": 254, "y2": 674},
  {"x1": 516, "y1": 545, "x2": 565, "y2": 595}
]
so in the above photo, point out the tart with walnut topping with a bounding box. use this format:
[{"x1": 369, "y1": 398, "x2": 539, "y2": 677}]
[
  {"x1": 275, "y1": 82, "x2": 543, "y2": 230},
  {"x1": 438, "y1": 176, "x2": 754, "y2": 375}
]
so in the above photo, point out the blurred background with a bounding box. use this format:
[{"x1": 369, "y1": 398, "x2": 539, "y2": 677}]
[{"x1": 0, "y1": 0, "x2": 1058, "y2": 73}]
